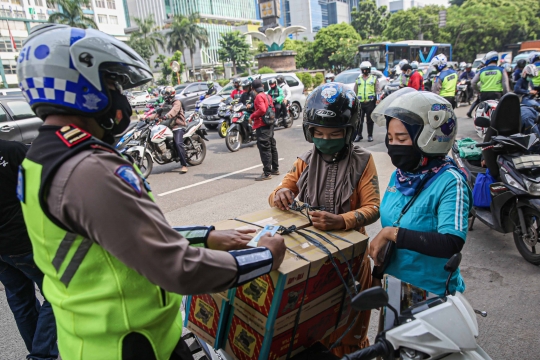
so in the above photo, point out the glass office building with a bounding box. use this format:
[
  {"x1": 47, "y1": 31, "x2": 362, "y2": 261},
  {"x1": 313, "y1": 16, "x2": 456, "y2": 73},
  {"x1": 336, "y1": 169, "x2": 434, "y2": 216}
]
[{"x1": 170, "y1": 0, "x2": 257, "y2": 65}]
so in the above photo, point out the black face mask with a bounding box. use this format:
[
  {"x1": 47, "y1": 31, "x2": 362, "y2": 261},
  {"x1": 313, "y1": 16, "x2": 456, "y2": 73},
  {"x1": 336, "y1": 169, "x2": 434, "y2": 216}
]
[
  {"x1": 95, "y1": 90, "x2": 132, "y2": 144},
  {"x1": 387, "y1": 144, "x2": 422, "y2": 172}
]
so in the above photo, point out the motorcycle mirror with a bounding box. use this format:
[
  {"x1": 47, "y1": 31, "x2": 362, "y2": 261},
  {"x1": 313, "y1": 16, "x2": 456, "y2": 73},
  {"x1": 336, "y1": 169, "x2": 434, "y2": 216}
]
[
  {"x1": 474, "y1": 116, "x2": 491, "y2": 128},
  {"x1": 444, "y1": 253, "x2": 462, "y2": 296},
  {"x1": 351, "y1": 287, "x2": 389, "y2": 311}
]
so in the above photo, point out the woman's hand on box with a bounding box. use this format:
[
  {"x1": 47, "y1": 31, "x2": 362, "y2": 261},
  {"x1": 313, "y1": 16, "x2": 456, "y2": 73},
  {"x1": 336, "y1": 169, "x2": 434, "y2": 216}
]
[
  {"x1": 308, "y1": 211, "x2": 346, "y2": 231},
  {"x1": 274, "y1": 188, "x2": 295, "y2": 210}
]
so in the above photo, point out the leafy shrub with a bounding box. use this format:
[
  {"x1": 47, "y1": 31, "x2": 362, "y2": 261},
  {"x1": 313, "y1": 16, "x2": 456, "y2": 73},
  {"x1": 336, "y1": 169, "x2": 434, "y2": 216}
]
[
  {"x1": 313, "y1": 73, "x2": 324, "y2": 87},
  {"x1": 257, "y1": 66, "x2": 276, "y2": 74},
  {"x1": 218, "y1": 79, "x2": 230, "y2": 87}
]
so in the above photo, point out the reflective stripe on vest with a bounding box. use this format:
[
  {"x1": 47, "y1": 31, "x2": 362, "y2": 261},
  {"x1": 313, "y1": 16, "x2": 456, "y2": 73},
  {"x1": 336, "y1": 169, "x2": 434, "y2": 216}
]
[
  {"x1": 20, "y1": 151, "x2": 182, "y2": 360},
  {"x1": 439, "y1": 71, "x2": 458, "y2": 97},
  {"x1": 532, "y1": 63, "x2": 540, "y2": 87},
  {"x1": 479, "y1": 66, "x2": 503, "y2": 92},
  {"x1": 356, "y1": 74, "x2": 376, "y2": 102}
]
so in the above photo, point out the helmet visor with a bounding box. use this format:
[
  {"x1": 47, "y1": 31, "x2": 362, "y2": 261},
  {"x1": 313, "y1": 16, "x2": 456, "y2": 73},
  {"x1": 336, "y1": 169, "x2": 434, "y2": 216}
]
[
  {"x1": 372, "y1": 88, "x2": 430, "y2": 127},
  {"x1": 101, "y1": 62, "x2": 153, "y2": 90}
]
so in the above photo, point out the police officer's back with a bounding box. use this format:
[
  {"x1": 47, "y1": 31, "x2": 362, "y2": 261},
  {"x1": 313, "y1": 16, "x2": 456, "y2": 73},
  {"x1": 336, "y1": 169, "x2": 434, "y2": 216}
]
[{"x1": 16, "y1": 24, "x2": 285, "y2": 360}]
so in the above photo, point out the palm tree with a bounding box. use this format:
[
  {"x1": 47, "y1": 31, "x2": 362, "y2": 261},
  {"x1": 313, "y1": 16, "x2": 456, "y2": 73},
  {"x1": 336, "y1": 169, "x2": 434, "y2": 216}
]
[
  {"x1": 130, "y1": 17, "x2": 164, "y2": 54},
  {"x1": 166, "y1": 13, "x2": 208, "y2": 81},
  {"x1": 47, "y1": 0, "x2": 97, "y2": 29}
]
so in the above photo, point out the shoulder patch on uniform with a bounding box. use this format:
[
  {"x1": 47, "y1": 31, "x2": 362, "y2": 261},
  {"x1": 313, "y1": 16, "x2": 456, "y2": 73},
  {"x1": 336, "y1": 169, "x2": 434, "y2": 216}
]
[
  {"x1": 115, "y1": 165, "x2": 142, "y2": 196},
  {"x1": 17, "y1": 165, "x2": 25, "y2": 203},
  {"x1": 56, "y1": 124, "x2": 91, "y2": 147}
]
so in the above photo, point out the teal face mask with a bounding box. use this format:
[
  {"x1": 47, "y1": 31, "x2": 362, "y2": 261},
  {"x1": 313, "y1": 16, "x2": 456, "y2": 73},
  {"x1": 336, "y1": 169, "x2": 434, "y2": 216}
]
[
  {"x1": 312, "y1": 137, "x2": 346, "y2": 155},
  {"x1": 326, "y1": 79, "x2": 331, "y2": 83}
]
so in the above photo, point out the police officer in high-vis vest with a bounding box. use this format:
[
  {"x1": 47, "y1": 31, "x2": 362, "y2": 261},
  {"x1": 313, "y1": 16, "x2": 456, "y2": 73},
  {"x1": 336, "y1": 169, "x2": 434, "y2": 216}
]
[
  {"x1": 430, "y1": 53, "x2": 458, "y2": 109},
  {"x1": 353, "y1": 61, "x2": 378, "y2": 142},
  {"x1": 471, "y1": 51, "x2": 510, "y2": 102},
  {"x1": 528, "y1": 52, "x2": 540, "y2": 91},
  {"x1": 16, "y1": 24, "x2": 286, "y2": 360}
]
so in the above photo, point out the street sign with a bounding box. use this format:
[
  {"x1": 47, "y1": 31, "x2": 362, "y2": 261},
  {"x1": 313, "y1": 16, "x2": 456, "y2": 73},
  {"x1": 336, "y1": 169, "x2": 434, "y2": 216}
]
[
  {"x1": 28, "y1": 7, "x2": 35, "y2": 15},
  {"x1": 439, "y1": 10, "x2": 447, "y2": 28}
]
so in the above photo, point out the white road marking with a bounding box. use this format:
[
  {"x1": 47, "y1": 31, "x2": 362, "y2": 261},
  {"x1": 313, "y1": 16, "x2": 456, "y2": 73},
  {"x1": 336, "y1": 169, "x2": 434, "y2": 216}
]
[
  {"x1": 296, "y1": 124, "x2": 302, "y2": 127},
  {"x1": 157, "y1": 158, "x2": 285, "y2": 196}
]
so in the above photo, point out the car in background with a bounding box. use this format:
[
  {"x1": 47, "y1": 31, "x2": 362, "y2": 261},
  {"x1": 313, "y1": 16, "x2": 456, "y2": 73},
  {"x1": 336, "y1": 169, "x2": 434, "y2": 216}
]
[
  {"x1": 129, "y1": 90, "x2": 150, "y2": 107},
  {"x1": 511, "y1": 53, "x2": 529, "y2": 71},
  {"x1": 471, "y1": 58, "x2": 483, "y2": 72},
  {"x1": 198, "y1": 74, "x2": 305, "y2": 129},
  {"x1": 0, "y1": 88, "x2": 24, "y2": 96},
  {"x1": 334, "y1": 68, "x2": 389, "y2": 93},
  {"x1": 0, "y1": 96, "x2": 43, "y2": 144},
  {"x1": 175, "y1": 82, "x2": 222, "y2": 111}
]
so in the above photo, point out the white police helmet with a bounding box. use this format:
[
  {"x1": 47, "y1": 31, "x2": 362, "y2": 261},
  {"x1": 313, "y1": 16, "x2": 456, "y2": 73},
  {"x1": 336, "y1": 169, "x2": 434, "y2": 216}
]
[
  {"x1": 17, "y1": 24, "x2": 152, "y2": 119},
  {"x1": 430, "y1": 54, "x2": 448, "y2": 72},
  {"x1": 411, "y1": 61, "x2": 419, "y2": 69},
  {"x1": 372, "y1": 88, "x2": 457, "y2": 156},
  {"x1": 360, "y1": 61, "x2": 372, "y2": 70},
  {"x1": 483, "y1": 51, "x2": 499, "y2": 65}
]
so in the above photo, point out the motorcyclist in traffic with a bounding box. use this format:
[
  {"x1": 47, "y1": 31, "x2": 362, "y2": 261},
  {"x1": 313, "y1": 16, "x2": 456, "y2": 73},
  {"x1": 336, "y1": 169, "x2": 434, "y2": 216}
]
[
  {"x1": 513, "y1": 59, "x2": 527, "y2": 83},
  {"x1": 239, "y1": 78, "x2": 257, "y2": 108},
  {"x1": 325, "y1": 73, "x2": 335, "y2": 83},
  {"x1": 397, "y1": 59, "x2": 409, "y2": 88},
  {"x1": 529, "y1": 52, "x2": 540, "y2": 91},
  {"x1": 459, "y1": 63, "x2": 475, "y2": 102},
  {"x1": 466, "y1": 59, "x2": 486, "y2": 118},
  {"x1": 514, "y1": 64, "x2": 539, "y2": 98},
  {"x1": 267, "y1": 78, "x2": 284, "y2": 122},
  {"x1": 411, "y1": 61, "x2": 423, "y2": 77},
  {"x1": 354, "y1": 61, "x2": 378, "y2": 142},
  {"x1": 205, "y1": 80, "x2": 217, "y2": 98},
  {"x1": 230, "y1": 78, "x2": 243, "y2": 99},
  {"x1": 430, "y1": 53, "x2": 458, "y2": 109},
  {"x1": 471, "y1": 51, "x2": 510, "y2": 102},
  {"x1": 401, "y1": 63, "x2": 424, "y2": 91},
  {"x1": 16, "y1": 24, "x2": 286, "y2": 360},
  {"x1": 277, "y1": 75, "x2": 291, "y2": 121}
]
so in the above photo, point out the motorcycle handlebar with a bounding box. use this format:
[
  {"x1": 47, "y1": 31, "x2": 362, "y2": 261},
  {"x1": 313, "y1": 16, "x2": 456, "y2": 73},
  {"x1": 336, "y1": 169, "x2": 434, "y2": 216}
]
[
  {"x1": 341, "y1": 339, "x2": 393, "y2": 360},
  {"x1": 475, "y1": 141, "x2": 493, "y2": 147}
]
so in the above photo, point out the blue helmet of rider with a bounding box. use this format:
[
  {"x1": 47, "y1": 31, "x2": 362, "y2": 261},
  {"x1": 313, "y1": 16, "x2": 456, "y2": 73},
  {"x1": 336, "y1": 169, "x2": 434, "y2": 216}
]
[
  {"x1": 16, "y1": 24, "x2": 152, "y2": 142},
  {"x1": 483, "y1": 51, "x2": 499, "y2": 66},
  {"x1": 528, "y1": 52, "x2": 540, "y2": 65},
  {"x1": 430, "y1": 54, "x2": 448, "y2": 72}
]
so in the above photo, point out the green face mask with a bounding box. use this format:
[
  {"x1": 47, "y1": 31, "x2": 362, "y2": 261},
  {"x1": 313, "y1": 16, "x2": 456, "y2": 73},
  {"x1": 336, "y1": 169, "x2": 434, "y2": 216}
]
[{"x1": 312, "y1": 137, "x2": 346, "y2": 155}]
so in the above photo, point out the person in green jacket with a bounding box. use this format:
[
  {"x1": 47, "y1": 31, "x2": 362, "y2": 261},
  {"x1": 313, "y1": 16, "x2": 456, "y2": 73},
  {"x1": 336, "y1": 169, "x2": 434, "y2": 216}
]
[
  {"x1": 16, "y1": 24, "x2": 286, "y2": 360},
  {"x1": 267, "y1": 78, "x2": 284, "y2": 119}
]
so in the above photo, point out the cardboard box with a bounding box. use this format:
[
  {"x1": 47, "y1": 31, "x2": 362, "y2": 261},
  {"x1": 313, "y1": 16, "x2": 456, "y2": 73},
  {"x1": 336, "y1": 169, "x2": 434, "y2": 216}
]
[
  {"x1": 224, "y1": 290, "x2": 349, "y2": 360},
  {"x1": 212, "y1": 208, "x2": 313, "y2": 232},
  {"x1": 184, "y1": 293, "x2": 231, "y2": 350}
]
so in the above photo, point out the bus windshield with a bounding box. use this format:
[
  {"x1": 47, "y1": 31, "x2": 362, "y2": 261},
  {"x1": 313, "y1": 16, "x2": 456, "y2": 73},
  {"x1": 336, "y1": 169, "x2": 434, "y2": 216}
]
[{"x1": 359, "y1": 45, "x2": 386, "y2": 71}]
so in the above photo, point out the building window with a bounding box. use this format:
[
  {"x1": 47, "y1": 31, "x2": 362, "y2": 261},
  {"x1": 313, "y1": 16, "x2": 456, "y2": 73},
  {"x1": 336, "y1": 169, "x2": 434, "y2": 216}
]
[
  {"x1": 3, "y1": 59, "x2": 17, "y2": 74},
  {"x1": 95, "y1": 0, "x2": 106, "y2": 8},
  {"x1": 13, "y1": 10, "x2": 26, "y2": 18},
  {"x1": 0, "y1": 20, "x2": 27, "y2": 31},
  {"x1": 11, "y1": 0, "x2": 22, "y2": 5},
  {"x1": 109, "y1": 15, "x2": 118, "y2": 24},
  {"x1": 35, "y1": 0, "x2": 43, "y2": 6},
  {"x1": 106, "y1": 0, "x2": 115, "y2": 9},
  {"x1": 97, "y1": 14, "x2": 107, "y2": 23},
  {"x1": 0, "y1": 37, "x2": 24, "y2": 52},
  {"x1": 37, "y1": 13, "x2": 46, "y2": 20}
]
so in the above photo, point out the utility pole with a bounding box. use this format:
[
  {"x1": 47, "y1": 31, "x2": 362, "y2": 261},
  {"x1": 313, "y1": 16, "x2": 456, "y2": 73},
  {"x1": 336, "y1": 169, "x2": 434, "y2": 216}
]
[{"x1": 418, "y1": 17, "x2": 424, "y2": 40}]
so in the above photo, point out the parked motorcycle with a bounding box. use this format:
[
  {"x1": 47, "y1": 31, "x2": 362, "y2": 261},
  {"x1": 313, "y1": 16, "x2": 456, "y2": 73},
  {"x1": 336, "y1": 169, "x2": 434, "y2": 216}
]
[
  {"x1": 126, "y1": 113, "x2": 208, "y2": 178},
  {"x1": 114, "y1": 120, "x2": 148, "y2": 150},
  {"x1": 452, "y1": 93, "x2": 540, "y2": 265},
  {"x1": 226, "y1": 101, "x2": 256, "y2": 152},
  {"x1": 217, "y1": 97, "x2": 237, "y2": 138},
  {"x1": 455, "y1": 79, "x2": 471, "y2": 108},
  {"x1": 287, "y1": 101, "x2": 300, "y2": 120},
  {"x1": 474, "y1": 100, "x2": 498, "y2": 139}
]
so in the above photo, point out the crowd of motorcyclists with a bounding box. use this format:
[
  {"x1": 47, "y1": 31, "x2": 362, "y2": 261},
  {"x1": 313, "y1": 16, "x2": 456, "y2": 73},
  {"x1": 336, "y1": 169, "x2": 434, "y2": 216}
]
[{"x1": 2, "y1": 22, "x2": 540, "y2": 360}]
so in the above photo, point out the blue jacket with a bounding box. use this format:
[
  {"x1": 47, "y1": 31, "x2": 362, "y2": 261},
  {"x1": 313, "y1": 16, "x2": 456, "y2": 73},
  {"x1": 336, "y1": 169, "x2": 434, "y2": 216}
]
[
  {"x1": 513, "y1": 68, "x2": 523, "y2": 82},
  {"x1": 459, "y1": 70, "x2": 475, "y2": 81},
  {"x1": 514, "y1": 77, "x2": 532, "y2": 95}
]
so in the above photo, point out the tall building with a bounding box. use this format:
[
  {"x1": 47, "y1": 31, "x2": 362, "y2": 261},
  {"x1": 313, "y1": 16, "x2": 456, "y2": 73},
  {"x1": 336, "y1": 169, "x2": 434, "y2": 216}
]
[
  {"x1": 0, "y1": 0, "x2": 129, "y2": 87},
  {"x1": 285, "y1": 0, "x2": 352, "y2": 40},
  {"x1": 125, "y1": 0, "x2": 170, "y2": 28}
]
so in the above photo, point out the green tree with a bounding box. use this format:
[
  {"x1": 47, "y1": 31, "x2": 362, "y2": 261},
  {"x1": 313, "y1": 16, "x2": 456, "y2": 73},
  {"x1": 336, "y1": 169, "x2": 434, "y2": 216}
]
[
  {"x1": 166, "y1": 15, "x2": 190, "y2": 80},
  {"x1": 445, "y1": 0, "x2": 540, "y2": 61},
  {"x1": 383, "y1": 5, "x2": 447, "y2": 43},
  {"x1": 257, "y1": 66, "x2": 275, "y2": 74},
  {"x1": 351, "y1": 0, "x2": 390, "y2": 40},
  {"x1": 283, "y1": 38, "x2": 314, "y2": 69},
  {"x1": 218, "y1": 31, "x2": 251, "y2": 75},
  {"x1": 329, "y1": 38, "x2": 359, "y2": 70},
  {"x1": 313, "y1": 73, "x2": 324, "y2": 87},
  {"x1": 311, "y1": 23, "x2": 361, "y2": 69},
  {"x1": 128, "y1": 17, "x2": 164, "y2": 64},
  {"x1": 155, "y1": 51, "x2": 184, "y2": 86},
  {"x1": 48, "y1": 0, "x2": 97, "y2": 28}
]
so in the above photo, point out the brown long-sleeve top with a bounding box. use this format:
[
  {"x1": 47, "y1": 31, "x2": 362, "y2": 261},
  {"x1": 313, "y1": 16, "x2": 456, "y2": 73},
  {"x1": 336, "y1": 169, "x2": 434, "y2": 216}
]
[{"x1": 268, "y1": 152, "x2": 380, "y2": 233}]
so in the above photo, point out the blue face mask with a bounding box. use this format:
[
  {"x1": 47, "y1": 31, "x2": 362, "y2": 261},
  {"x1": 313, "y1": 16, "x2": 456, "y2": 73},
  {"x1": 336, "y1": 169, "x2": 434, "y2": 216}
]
[{"x1": 326, "y1": 79, "x2": 331, "y2": 83}]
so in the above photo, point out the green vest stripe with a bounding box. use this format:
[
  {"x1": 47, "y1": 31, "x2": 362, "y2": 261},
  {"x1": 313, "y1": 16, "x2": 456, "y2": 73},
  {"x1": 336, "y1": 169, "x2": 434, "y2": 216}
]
[
  {"x1": 52, "y1": 232, "x2": 77, "y2": 271},
  {"x1": 59, "y1": 237, "x2": 93, "y2": 286}
]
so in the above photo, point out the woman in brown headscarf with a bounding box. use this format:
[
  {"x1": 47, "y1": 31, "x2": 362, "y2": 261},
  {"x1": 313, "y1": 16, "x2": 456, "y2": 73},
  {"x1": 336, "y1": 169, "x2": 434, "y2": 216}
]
[{"x1": 268, "y1": 83, "x2": 380, "y2": 356}]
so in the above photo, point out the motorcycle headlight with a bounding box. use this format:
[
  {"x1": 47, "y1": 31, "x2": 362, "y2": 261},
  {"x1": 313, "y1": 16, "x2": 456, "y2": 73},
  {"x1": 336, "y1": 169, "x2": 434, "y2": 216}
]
[
  {"x1": 523, "y1": 179, "x2": 540, "y2": 196},
  {"x1": 504, "y1": 173, "x2": 526, "y2": 192}
]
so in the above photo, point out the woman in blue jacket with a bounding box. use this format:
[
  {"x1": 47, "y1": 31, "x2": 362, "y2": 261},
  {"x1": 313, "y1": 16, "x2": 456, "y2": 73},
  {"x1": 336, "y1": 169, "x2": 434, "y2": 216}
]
[{"x1": 370, "y1": 88, "x2": 472, "y2": 296}]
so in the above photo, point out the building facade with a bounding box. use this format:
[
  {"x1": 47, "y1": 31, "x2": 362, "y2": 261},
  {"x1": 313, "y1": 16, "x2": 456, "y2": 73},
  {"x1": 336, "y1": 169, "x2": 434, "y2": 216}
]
[{"x1": 0, "y1": 0, "x2": 129, "y2": 86}]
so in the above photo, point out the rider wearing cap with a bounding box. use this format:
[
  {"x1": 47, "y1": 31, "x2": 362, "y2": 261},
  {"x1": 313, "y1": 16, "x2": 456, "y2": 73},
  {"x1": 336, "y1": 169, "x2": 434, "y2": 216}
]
[
  {"x1": 471, "y1": 51, "x2": 509, "y2": 102},
  {"x1": 354, "y1": 61, "x2": 378, "y2": 142},
  {"x1": 16, "y1": 24, "x2": 286, "y2": 360},
  {"x1": 401, "y1": 64, "x2": 424, "y2": 91},
  {"x1": 430, "y1": 54, "x2": 458, "y2": 109},
  {"x1": 205, "y1": 80, "x2": 217, "y2": 98},
  {"x1": 270, "y1": 83, "x2": 380, "y2": 356}
]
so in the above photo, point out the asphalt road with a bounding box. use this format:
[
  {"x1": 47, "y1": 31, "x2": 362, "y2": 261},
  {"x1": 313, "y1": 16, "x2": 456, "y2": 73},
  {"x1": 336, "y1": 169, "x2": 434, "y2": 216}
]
[{"x1": 1, "y1": 106, "x2": 540, "y2": 359}]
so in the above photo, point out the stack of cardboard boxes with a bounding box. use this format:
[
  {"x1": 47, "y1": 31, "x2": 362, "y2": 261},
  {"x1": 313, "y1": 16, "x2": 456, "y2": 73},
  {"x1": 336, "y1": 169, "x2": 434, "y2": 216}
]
[{"x1": 184, "y1": 208, "x2": 369, "y2": 359}]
